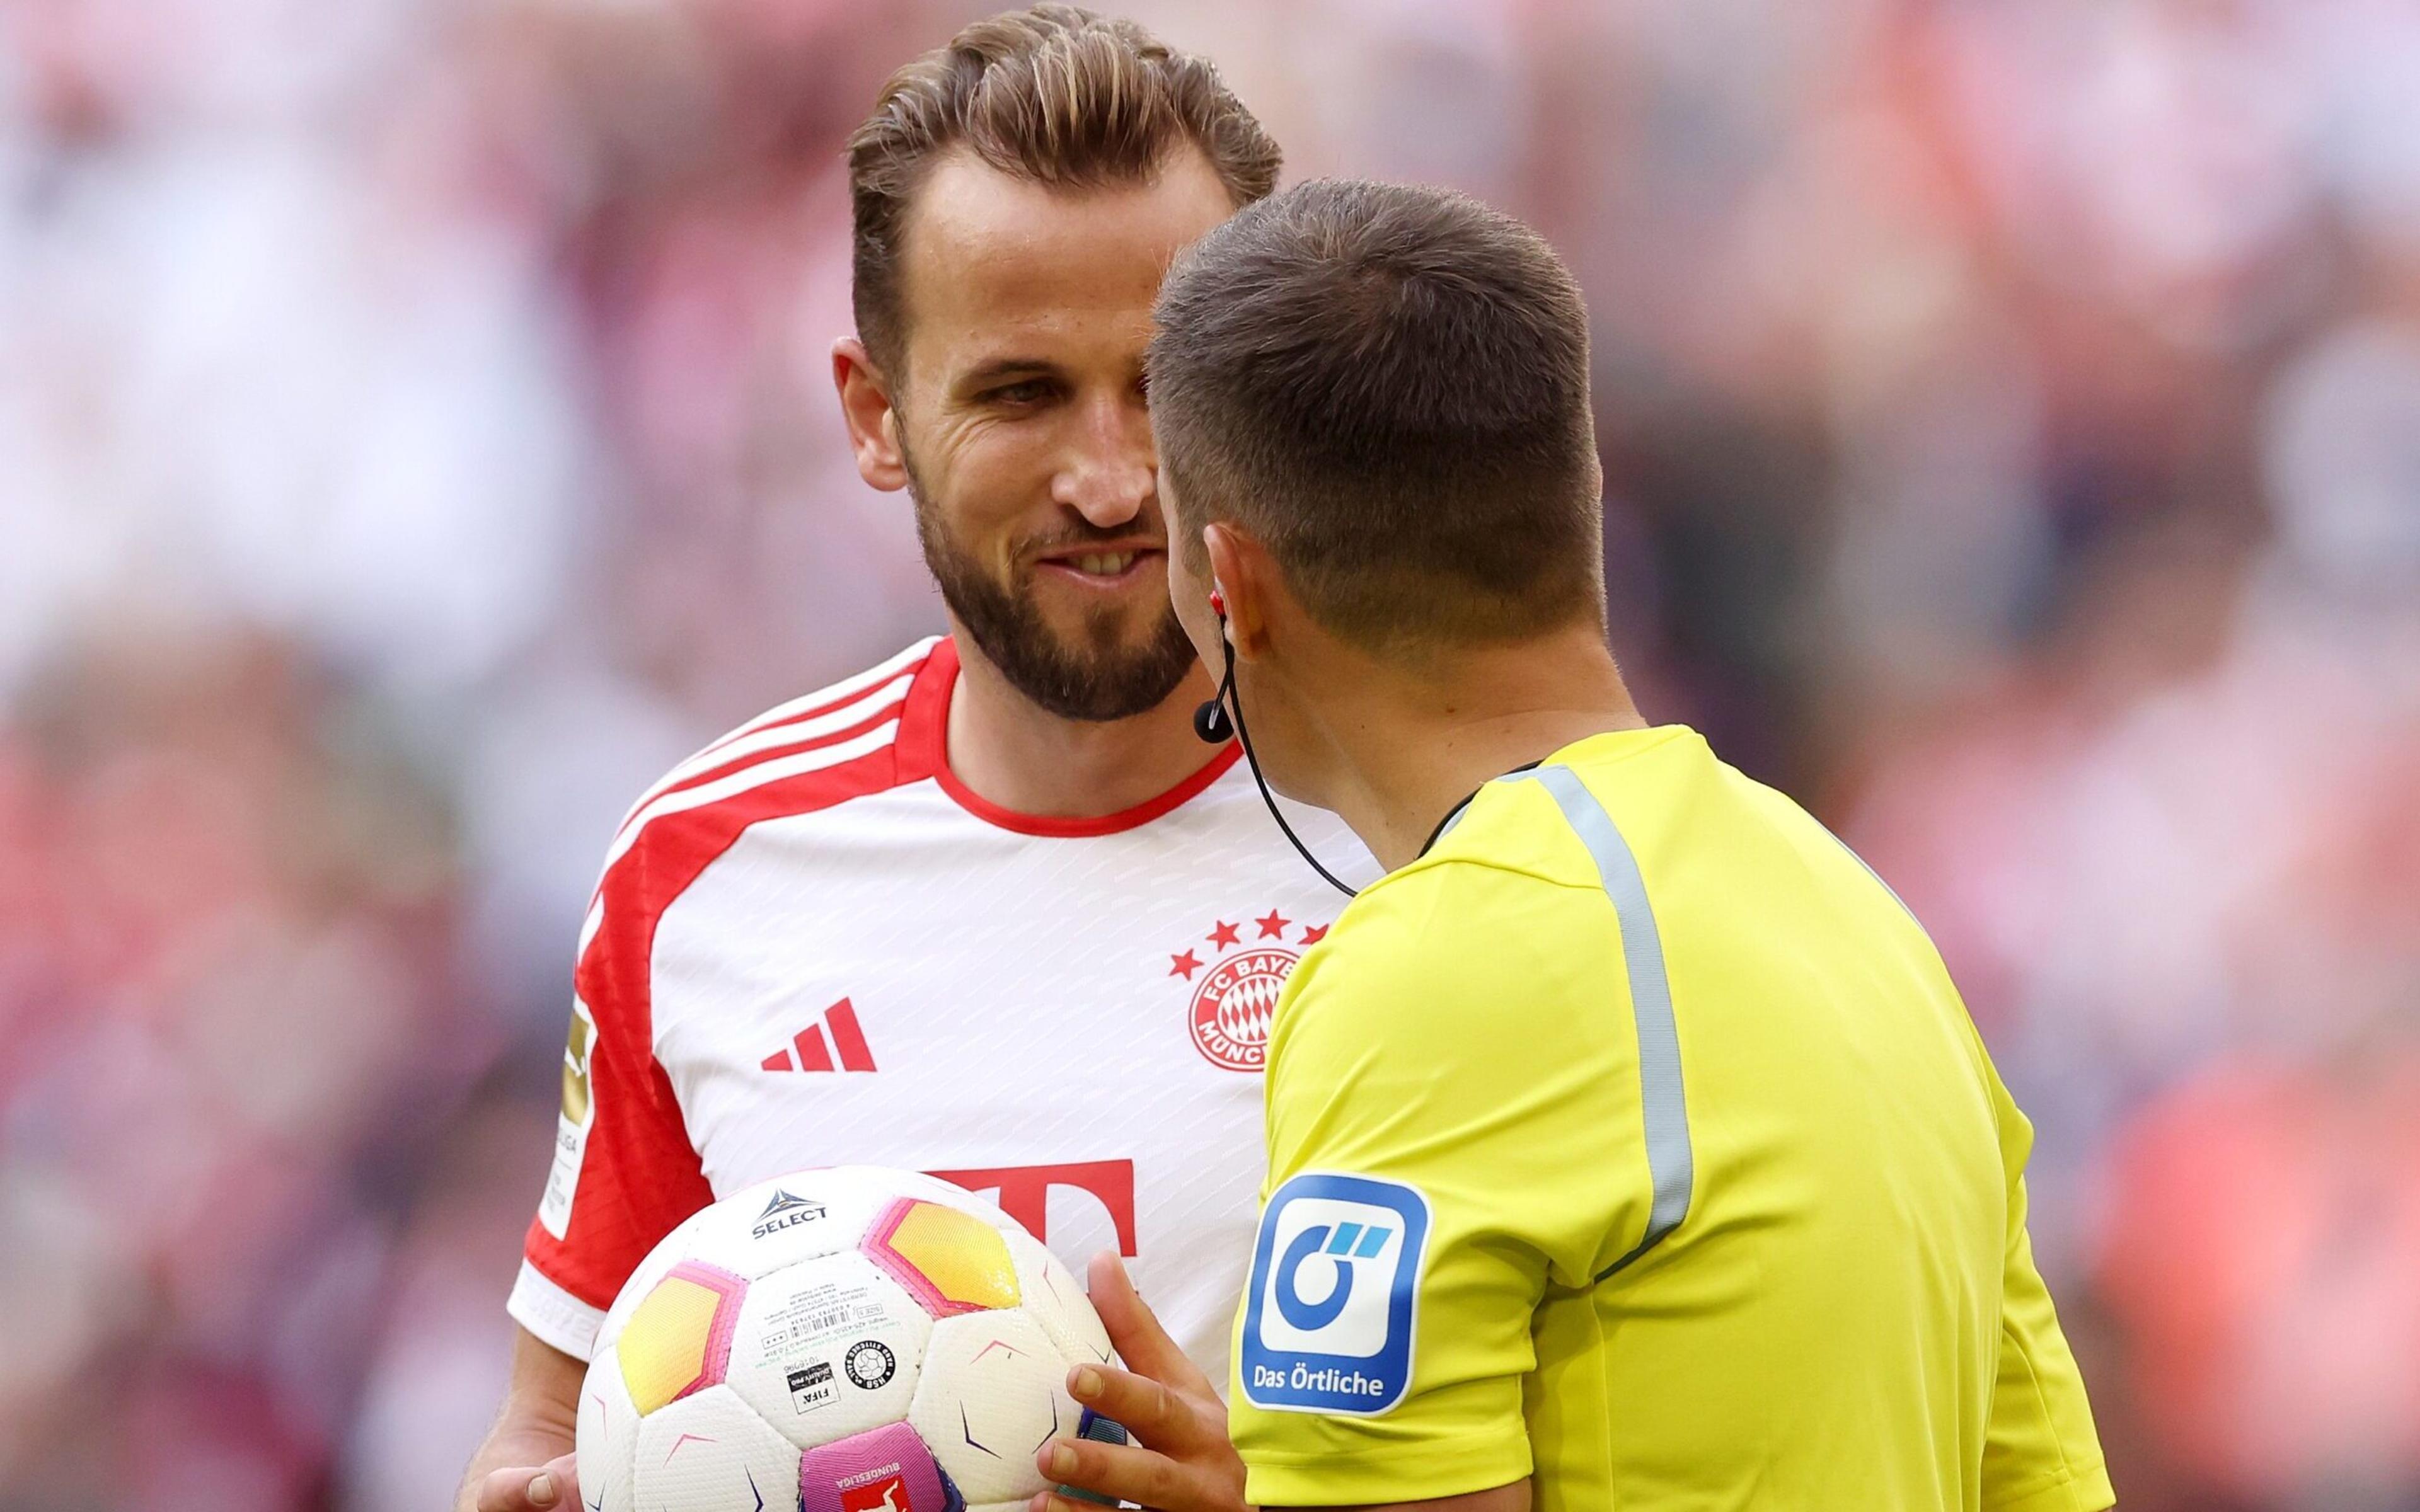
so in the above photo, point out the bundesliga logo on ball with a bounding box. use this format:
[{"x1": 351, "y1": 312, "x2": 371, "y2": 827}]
[{"x1": 575, "y1": 1166, "x2": 1127, "y2": 1511}]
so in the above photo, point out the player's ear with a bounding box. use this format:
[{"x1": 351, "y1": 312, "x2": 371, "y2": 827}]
[{"x1": 834, "y1": 337, "x2": 909, "y2": 493}]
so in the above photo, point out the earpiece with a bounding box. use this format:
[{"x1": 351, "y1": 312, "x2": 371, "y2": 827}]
[{"x1": 1193, "y1": 583, "x2": 1235, "y2": 743}]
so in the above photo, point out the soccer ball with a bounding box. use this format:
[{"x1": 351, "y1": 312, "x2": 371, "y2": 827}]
[{"x1": 575, "y1": 1166, "x2": 1123, "y2": 1512}]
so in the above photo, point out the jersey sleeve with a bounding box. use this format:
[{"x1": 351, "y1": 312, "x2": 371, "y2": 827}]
[
  {"x1": 507, "y1": 885, "x2": 714, "y2": 1361},
  {"x1": 1980, "y1": 1068, "x2": 2117, "y2": 1512},
  {"x1": 1229, "y1": 866, "x2": 1641, "y2": 1506}
]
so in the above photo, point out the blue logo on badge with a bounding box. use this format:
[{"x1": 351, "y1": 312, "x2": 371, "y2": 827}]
[{"x1": 1240, "y1": 1172, "x2": 1430, "y2": 1415}]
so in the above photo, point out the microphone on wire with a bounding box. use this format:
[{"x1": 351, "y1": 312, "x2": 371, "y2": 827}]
[
  {"x1": 1192, "y1": 690, "x2": 1233, "y2": 744},
  {"x1": 1194, "y1": 587, "x2": 1356, "y2": 899}
]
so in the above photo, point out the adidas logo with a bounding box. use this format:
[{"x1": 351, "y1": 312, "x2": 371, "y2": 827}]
[
  {"x1": 752, "y1": 1188, "x2": 826, "y2": 1239},
  {"x1": 761, "y1": 998, "x2": 877, "y2": 1074}
]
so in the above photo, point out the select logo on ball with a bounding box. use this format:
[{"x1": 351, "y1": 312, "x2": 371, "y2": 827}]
[
  {"x1": 846, "y1": 1339, "x2": 897, "y2": 1390},
  {"x1": 754, "y1": 1188, "x2": 827, "y2": 1239}
]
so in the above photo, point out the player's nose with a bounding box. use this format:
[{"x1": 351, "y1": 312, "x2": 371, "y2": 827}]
[{"x1": 1052, "y1": 394, "x2": 1155, "y2": 529}]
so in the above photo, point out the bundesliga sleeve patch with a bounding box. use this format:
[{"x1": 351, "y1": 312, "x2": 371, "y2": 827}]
[
  {"x1": 538, "y1": 994, "x2": 599, "y2": 1239},
  {"x1": 1239, "y1": 1172, "x2": 1430, "y2": 1416}
]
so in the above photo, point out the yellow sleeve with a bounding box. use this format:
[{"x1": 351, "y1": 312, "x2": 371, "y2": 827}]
[
  {"x1": 1982, "y1": 1071, "x2": 2117, "y2": 1512},
  {"x1": 1230, "y1": 865, "x2": 1642, "y2": 1508}
]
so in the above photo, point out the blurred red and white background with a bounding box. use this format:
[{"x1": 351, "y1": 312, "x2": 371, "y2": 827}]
[{"x1": 1, "y1": 1, "x2": 2415, "y2": 1507}]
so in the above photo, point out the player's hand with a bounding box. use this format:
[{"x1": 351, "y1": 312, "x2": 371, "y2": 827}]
[
  {"x1": 473, "y1": 1453, "x2": 579, "y2": 1512},
  {"x1": 1031, "y1": 1252, "x2": 1248, "y2": 1512}
]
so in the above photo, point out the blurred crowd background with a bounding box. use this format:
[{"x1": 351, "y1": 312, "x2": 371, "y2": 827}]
[{"x1": 1, "y1": 0, "x2": 2415, "y2": 1506}]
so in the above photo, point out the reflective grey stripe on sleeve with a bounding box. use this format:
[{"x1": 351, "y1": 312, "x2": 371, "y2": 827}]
[{"x1": 1507, "y1": 764, "x2": 1693, "y2": 1279}]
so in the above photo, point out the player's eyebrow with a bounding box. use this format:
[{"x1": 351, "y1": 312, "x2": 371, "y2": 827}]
[{"x1": 955, "y1": 357, "x2": 1060, "y2": 391}]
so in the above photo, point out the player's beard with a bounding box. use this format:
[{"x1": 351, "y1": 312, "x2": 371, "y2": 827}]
[{"x1": 906, "y1": 468, "x2": 1197, "y2": 724}]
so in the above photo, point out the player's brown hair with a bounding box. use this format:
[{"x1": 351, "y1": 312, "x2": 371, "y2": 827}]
[
  {"x1": 848, "y1": 4, "x2": 1281, "y2": 375},
  {"x1": 1149, "y1": 178, "x2": 1606, "y2": 651}
]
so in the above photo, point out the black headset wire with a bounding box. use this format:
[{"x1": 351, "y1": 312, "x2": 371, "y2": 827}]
[{"x1": 1213, "y1": 626, "x2": 1358, "y2": 900}]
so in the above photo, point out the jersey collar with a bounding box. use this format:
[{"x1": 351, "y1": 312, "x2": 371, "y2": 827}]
[
  {"x1": 1417, "y1": 759, "x2": 1544, "y2": 859},
  {"x1": 899, "y1": 636, "x2": 1244, "y2": 838}
]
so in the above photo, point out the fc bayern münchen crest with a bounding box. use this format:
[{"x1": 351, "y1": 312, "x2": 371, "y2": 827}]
[{"x1": 1167, "y1": 912, "x2": 1330, "y2": 1072}]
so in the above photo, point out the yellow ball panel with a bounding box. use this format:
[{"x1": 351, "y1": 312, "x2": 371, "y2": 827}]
[
  {"x1": 886, "y1": 1201, "x2": 1021, "y2": 1312},
  {"x1": 617, "y1": 1274, "x2": 725, "y2": 1415}
]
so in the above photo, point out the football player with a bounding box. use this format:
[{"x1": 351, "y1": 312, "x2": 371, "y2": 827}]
[{"x1": 458, "y1": 11, "x2": 1369, "y2": 1510}]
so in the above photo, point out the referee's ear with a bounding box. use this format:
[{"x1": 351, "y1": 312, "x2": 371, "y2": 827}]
[{"x1": 1202, "y1": 522, "x2": 1276, "y2": 660}]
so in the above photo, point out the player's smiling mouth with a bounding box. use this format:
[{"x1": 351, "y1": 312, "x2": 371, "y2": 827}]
[{"x1": 1033, "y1": 544, "x2": 1161, "y2": 585}]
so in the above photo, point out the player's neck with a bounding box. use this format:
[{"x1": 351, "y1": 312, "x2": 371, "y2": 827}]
[
  {"x1": 1301, "y1": 622, "x2": 1645, "y2": 873},
  {"x1": 943, "y1": 627, "x2": 1225, "y2": 821}
]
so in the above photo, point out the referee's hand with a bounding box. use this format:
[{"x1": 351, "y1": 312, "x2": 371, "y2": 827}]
[
  {"x1": 1030, "y1": 1253, "x2": 1248, "y2": 1512},
  {"x1": 471, "y1": 1454, "x2": 579, "y2": 1512}
]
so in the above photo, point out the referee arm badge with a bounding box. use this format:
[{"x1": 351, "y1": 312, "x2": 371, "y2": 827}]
[{"x1": 1239, "y1": 1172, "x2": 1431, "y2": 1415}]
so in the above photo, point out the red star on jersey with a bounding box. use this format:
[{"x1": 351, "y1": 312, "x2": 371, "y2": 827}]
[
  {"x1": 1255, "y1": 910, "x2": 1292, "y2": 939},
  {"x1": 1168, "y1": 950, "x2": 1203, "y2": 980},
  {"x1": 1207, "y1": 920, "x2": 1242, "y2": 950},
  {"x1": 1300, "y1": 924, "x2": 1328, "y2": 946}
]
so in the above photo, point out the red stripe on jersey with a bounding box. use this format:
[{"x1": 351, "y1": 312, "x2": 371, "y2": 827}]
[
  {"x1": 824, "y1": 998, "x2": 877, "y2": 1072},
  {"x1": 791, "y1": 1023, "x2": 835, "y2": 1073},
  {"x1": 690, "y1": 639, "x2": 935, "y2": 764},
  {"x1": 524, "y1": 732, "x2": 922, "y2": 1312},
  {"x1": 629, "y1": 697, "x2": 914, "y2": 818},
  {"x1": 615, "y1": 649, "x2": 937, "y2": 840},
  {"x1": 712, "y1": 665, "x2": 914, "y2": 749},
  {"x1": 898, "y1": 638, "x2": 1243, "y2": 837}
]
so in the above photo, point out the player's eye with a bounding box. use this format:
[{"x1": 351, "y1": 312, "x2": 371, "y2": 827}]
[{"x1": 984, "y1": 379, "x2": 1055, "y2": 406}]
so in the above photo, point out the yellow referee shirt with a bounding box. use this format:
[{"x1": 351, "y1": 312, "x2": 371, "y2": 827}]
[{"x1": 1230, "y1": 727, "x2": 2112, "y2": 1511}]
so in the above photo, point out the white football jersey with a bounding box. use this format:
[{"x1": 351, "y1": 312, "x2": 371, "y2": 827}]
[{"x1": 509, "y1": 635, "x2": 1373, "y2": 1382}]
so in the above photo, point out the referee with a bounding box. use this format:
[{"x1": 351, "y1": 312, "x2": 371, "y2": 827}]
[{"x1": 1035, "y1": 179, "x2": 2112, "y2": 1512}]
